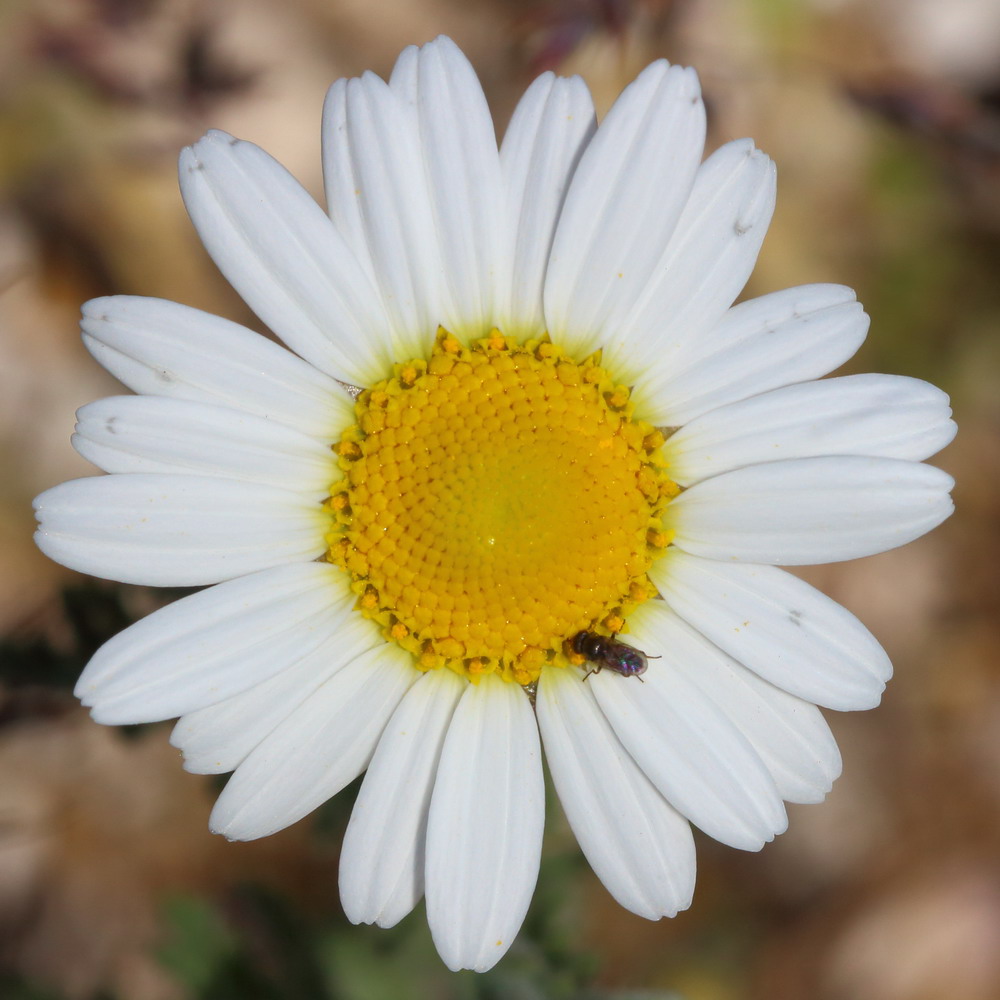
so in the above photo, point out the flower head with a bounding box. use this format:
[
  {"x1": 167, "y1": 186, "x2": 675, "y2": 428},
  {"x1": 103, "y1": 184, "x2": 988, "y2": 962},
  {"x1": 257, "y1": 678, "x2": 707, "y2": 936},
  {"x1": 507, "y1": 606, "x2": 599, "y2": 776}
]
[{"x1": 33, "y1": 36, "x2": 956, "y2": 972}]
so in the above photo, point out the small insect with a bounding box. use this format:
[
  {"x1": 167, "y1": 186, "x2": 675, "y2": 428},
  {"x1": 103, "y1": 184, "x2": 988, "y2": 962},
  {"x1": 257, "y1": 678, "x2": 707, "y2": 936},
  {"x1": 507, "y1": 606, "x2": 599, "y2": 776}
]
[{"x1": 570, "y1": 631, "x2": 658, "y2": 682}]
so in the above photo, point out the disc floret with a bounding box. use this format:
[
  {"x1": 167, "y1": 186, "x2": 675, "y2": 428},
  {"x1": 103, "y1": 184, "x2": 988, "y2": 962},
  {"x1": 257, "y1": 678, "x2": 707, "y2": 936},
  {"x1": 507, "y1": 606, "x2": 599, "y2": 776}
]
[{"x1": 327, "y1": 330, "x2": 678, "y2": 684}]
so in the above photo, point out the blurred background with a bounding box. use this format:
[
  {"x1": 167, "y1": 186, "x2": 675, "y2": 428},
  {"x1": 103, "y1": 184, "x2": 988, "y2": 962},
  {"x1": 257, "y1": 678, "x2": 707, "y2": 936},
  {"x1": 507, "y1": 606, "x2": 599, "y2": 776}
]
[{"x1": 1, "y1": 0, "x2": 997, "y2": 997}]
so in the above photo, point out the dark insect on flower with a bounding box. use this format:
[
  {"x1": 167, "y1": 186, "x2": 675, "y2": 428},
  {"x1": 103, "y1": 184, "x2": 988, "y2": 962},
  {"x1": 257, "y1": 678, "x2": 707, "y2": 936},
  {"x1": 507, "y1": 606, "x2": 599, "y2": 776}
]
[{"x1": 570, "y1": 631, "x2": 657, "y2": 682}]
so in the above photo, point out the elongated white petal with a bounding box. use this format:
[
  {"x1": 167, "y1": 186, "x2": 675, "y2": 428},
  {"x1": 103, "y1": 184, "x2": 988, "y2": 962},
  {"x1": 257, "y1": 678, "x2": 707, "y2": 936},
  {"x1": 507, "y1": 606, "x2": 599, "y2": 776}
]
[
  {"x1": 629, "y1": 602, "x2": 842, "y2": 803},
  {"x1": 603, "y1": 139, "x2": 776, "y2": 383},
  {"x1": 171, "y1": 611, "x2": 383, "y2": 774},
  {"x1": 73, "y1": 563, "x2": 352, "y2": 723},
  {"x1": 537, "y1": 667, "x2": 695, "y2": 918},
  {"x1": 498, "y1": 72, "x2": 596, "y2": 334},
  {"x1": 387, "y1": 36, "x2": 504, "y2": 337},
  {"x1": 179, "y1": 130, "x2": 394, "y2": 385},
  {"x1": 81, "y1": 296, "x2": 354, "y2": 438},
  {"x1": 544, "y1": 61, "x2": 705, "y2": 357},
  {"x1": 210, "y1": 643, "x2": 416, "y2": 841},
  {"x1": 651, "y1": 550, "x2": 893, "y2": 710},
  {"x1": 340, "y1": 670, "x2": 466, "y2": 928},
  {"x1": 590, "y1": 659, "x2": 787, "y2": 850},
  {"x1": 33, "y1": 474, "x2": 327, "y2": 586},
  {"x1": 425, "y1": 675, "x2": 544, "y2": 972},
  {"x1": 326, "y1": 71, "x2": 449, "y2": 356},
  {"x1": 665, "y1": 374, "x2": 957, "y2": 485},
  {"x1": 73, "y1": 396, "x2": 337, "y2": 496},
  {"x1": 634, "y1": 284, "x2": 868, "y2": 426},
  {"x1": 666, "y1": 455, "x2": 955, "y2": 564},
  {"x1": 321, "y1": 78, "x2": 378, "y2": 287}
]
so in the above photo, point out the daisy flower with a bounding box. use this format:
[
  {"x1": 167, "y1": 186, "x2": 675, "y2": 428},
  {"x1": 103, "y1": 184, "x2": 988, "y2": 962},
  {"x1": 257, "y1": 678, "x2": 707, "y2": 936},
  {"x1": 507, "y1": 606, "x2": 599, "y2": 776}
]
[{"x1": 33, "y1": 36, "x2": 956, "y2": 972}]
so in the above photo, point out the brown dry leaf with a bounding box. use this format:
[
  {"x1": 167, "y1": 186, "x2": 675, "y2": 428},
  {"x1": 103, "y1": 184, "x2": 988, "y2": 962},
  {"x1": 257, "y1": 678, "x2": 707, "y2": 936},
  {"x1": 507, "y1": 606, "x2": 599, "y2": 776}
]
[{"x1": 824, "y1": 862, "x2": 1000, "y2": 1000}]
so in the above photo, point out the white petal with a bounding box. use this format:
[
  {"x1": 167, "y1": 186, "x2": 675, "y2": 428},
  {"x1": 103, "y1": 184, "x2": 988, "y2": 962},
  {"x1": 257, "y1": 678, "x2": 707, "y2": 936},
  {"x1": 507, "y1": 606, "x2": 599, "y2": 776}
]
[
  {"x1": 425, "y1": 675, "x2": 544, "y2": 972},
  {"x1": 634, "y1": 284, "x2": 869, "y2": 426},
  {"x1": 340, "y1": 669, "x2": 466, "y2": 928},
  {"x1": 628, "y1": 602, "x2": 842, "y2": 803},
  {"x1": 544, "y1": 61, "x2": 705, "y2": 358},
  {"x1": 179, "y1": 130, "x2": 394, "y2": 385},
  {"x1": 387, "y1": 36, "x2": 505, "y2": 338},
  {"x1": 320, "y1": 78, "x2": 379, "y2": 288},
  {"x1": 33, "y1": 474, "x2": 328, "y2": 586},
  {"x1": 603, "y1": 139, "x2": 776, "y2": 383},
  {"x1": 589, "y1": 657, "x2": 787, "y2": 850},
  {"x1": 536, "y1": 667, "x2": 695, "y2": 919},
  {"x1": 73, "y1": 563, "x2": 353, "y2": 724},
  {"x1": 325, "y1": 74, "x2": 447, "y2": 359},
  {"x1": 171, "y1": 610, "x2": 383, "y2": 774},
  {"x1": 72, "y1": 396, "x2": 337, "y2": 496},
  {"x1": 666, "y1": 455, "x2": 955, "y2": 564},
  {"x1": 651, "y1": 550, "x2": 893, "y2": 710},
  {"x1": 665, "y1": 374, "x2": 957, "y2": 485},
  {"x1": 81, "y1": 296, "x2": 354, "y2": 438},
  {"x1": 210, "y1": 643, "x2": 416, "y2": 841},
  {"x1": 498, "y1": 71, "x2": 596, "y2": 334}
]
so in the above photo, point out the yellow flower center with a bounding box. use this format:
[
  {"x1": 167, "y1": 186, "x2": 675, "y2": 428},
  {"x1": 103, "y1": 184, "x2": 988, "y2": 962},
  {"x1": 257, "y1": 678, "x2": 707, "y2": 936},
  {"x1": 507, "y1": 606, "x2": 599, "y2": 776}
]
[{"x1": 326, "y1": 330, "x2": 678, "y2": 685}]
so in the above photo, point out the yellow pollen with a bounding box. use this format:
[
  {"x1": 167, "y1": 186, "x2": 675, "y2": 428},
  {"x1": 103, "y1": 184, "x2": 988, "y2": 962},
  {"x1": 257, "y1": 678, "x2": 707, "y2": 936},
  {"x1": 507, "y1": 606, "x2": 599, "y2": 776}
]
[
  {"x1": 647, "y1": 528, "x2": 672, "y2": 549},
  {"x1": 327, "y1": 331, "x2": 678, "y2": 684},
  {"x1": 603, "y1": 612, "x2": 626, "y2": 633}
]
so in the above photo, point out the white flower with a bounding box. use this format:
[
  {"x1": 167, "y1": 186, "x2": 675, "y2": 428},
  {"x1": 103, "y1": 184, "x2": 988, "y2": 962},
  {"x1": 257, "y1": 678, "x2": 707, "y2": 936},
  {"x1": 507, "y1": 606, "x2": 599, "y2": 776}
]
[{"x1": 33, "y1": 36, "x2": 955, "y2": 972}]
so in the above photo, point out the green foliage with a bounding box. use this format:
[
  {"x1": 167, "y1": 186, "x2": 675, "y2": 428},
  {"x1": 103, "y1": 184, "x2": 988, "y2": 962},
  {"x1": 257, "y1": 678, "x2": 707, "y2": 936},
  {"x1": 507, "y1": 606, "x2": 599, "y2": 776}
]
[
  {"x1": 0, "y1": 974, "x2": 66, "y2": 1000},
  {"x1": 0, "y1": 584, "x2": 135, "y2": 690},
  {"x1": 149, "y1": 854, "x2": 676, "y2": 1000},
  {"x1": 156, "y1": 895, "x2": 238, "y2": 995}
]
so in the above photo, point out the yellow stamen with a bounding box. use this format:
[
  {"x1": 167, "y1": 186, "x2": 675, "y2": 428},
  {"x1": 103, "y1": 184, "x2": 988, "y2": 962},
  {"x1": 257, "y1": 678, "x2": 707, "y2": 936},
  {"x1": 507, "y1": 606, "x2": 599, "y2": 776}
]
[{"x1": 327, "y1": 330, "x2": 678, "y2": 684}]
